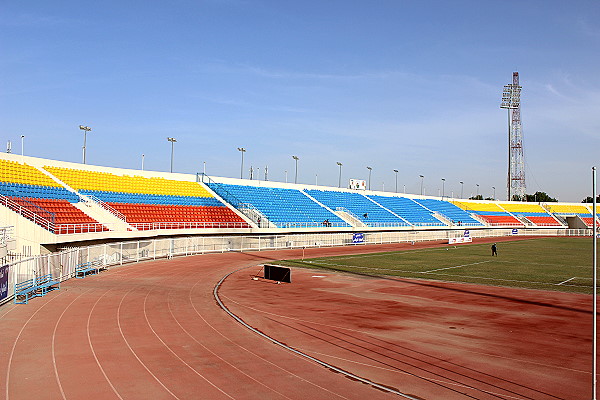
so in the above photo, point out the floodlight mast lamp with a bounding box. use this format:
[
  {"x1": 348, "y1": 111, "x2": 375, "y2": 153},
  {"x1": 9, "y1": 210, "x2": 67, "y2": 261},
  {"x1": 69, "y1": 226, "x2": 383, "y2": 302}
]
[
  {"x1": 237, "y1": 147, "x2": 246, "y2": 179},
  {"x1": 292, "y1": 155, "x2": 299, "y2": 184},
  {"x1": 419, "y1": 175, "x2": 424, "y2": 196},
  {"x1": 167, "y1": 137, "x2": 177, "y2": 173},
  {"x1": 501, "y1": 72, "x2": 525, "y2": 201},
  {"x1": 367, "y1": 166, "x2": 372, "y2": 190},
  {"x1": 337, "y1": 162, "x2": 343, "y2": 188},
  {"x1": 79, "y1": 125, "x2": 92, "y2": 164},
  {"x1": 393, "y1": 169, "x2": 399, "y2": 193},
  {"x1": 441, "y1": 178, "x2": 446, "y2": 198}
]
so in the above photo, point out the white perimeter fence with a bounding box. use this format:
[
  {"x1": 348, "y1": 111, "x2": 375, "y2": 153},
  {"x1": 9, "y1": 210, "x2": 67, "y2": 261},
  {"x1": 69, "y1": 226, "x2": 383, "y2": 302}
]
[{"x1": 0, "y1": 228, "x2": 592, "y2": 306}]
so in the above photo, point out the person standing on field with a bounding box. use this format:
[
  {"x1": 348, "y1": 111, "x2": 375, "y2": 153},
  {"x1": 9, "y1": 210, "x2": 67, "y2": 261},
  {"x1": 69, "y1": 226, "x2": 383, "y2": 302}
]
[{"x1": 491, "y1": 243, "x2": 497, "y2": 256}]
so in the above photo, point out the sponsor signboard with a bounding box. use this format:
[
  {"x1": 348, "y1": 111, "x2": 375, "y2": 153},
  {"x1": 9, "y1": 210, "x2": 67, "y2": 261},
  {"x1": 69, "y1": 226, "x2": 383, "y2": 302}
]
[
  {"x1": 0, "y1": 265, "x2": 8, "y2": 301},
  {"x1": 352, "y1": 233, "x2": 365, "y2": 243},
  {"x1": 349, "y1": 179, "x2": 366, "y2": 190},
  {"x1": 448, "y1": 237, "x2": 473, "y2": 245}
]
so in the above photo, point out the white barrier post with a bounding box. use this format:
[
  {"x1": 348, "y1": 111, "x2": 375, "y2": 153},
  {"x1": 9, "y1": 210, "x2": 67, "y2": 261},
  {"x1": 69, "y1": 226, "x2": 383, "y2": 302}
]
[{"x1": 593, "y1": 166, "x2": 597, "y2": 400}]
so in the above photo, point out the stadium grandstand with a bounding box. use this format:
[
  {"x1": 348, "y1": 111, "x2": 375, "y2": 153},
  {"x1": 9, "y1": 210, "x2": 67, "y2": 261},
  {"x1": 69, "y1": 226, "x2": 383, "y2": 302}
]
[
  {"x1": 0, "y1": 151, "x2": 597, "y2": 305},
  {"x1": 1, "y1": 152, "x2": 598, "y2": 252}
]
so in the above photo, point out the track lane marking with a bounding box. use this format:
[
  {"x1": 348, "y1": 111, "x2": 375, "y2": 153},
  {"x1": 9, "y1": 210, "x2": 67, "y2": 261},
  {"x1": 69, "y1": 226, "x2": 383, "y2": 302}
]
[{"x1": 52, "y1": 290, "x2": 90, "y2": 400}]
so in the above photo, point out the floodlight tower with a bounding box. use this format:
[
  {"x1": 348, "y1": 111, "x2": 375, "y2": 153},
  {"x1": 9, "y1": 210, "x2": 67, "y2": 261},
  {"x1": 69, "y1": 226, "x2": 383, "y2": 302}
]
[{"x1": 501, "y1": 72, "x2": 526, "y2": 201}]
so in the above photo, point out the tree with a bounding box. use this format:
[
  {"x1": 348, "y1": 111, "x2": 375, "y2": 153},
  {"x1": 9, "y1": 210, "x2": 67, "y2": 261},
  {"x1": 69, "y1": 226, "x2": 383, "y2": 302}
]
[
  {"x1": 525, "y1": 191, "x2": 557, "y2": 202},
  {"x1": 469, "y1": 194, "x2": 483, "y2": 200},
  {"x1": 582, "y1": 195, "x2": 600, "y2": 203},
  {"x1": 509, "y1": 192, "x2": 557, "y2": 202}
]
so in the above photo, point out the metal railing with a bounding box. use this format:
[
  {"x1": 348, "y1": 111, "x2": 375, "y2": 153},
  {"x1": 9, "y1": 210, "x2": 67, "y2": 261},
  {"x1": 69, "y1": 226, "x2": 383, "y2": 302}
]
[
  {"x1": 83, "y1": 194, "x2": 127, "y2": 221},
  {"x1": 129, "y1": 221, "x2": 250, "y2": 230},
  {"x1": 1, "y1": 227, "x2": 593, "y2": 307},
  {"x1": 0, "y1": 194, "x2": 55, "y2": 231}
]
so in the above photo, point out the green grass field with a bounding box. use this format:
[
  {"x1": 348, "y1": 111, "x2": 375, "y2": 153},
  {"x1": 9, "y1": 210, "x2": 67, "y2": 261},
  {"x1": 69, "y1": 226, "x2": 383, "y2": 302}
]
[{"x1": 277, "y1": 237, "x2": 599, "y2": 294}]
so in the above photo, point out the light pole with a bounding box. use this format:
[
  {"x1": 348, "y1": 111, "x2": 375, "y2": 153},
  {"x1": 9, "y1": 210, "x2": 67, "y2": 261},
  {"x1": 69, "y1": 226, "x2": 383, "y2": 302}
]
[
  {"x1": 460, "y1": 181, "x2": 464, "y2": 198},
  {"x1": 337, "y1": 162, "x2": 343, "y2": 188},
  {"x1": 141, "y1": 154, "x2": 145, "y2": 170},
  {"x1": 285, "y1": 170, "x2": 288, "y2": 183},
  {"x1": 79, "y1": 125, "x2": 92, "y2": 164},
  {"x1": 492, "y1": 186, "x2": 496, "y2": 200},
  {"x1": 476, "y1": 183, "x2": 480, "y2": 198},
  {"x1": 20, "y1": 135, "x2": 25, "y2": 156},
  {"x1": 393, "y1": 169, "x2": 399, "y2": 193},
  {"x1": 292, "y1": 155, "x2": 299, "y2": 184},
  {"x1": 237, "y1": 147, "x2": 246, "y2": 179},
  {"x1": 367, "y1": 166, "x2": 372, "y2": 190},
  {"x1": 167, "y1": 137, "x2": 177, "y2": 173},
  {"x1": 419, "y1": 175, "x2": 425, "y2": 196},
  {"x1": 441, "y1": 178, "x2": 446, "y2": 198}
]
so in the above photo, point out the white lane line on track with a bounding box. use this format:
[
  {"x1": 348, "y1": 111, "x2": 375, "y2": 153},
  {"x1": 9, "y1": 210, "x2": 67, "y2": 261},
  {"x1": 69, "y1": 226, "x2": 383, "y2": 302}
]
[
  {"x1": 142, "y1": 289, "x2": 235, "y2": 399},
  {"x1": 5, "y1": 292, "x2": 63, "y2": 400},
  {"x1": 53, "y1": 290, "x2": 90, "y2": 400},
  {"x1": 188, "y1": 276, "x2": 351, "y2": 400},
  {"x1": 117, "y1": 288, "x2": 180, "y2": 399},
  {"x1": 88, "y1": 290, "x2": 124, "y2": 400},
  {"x1": 166, "y1": 291, "x2": 293, "y2": 400},
  {"x1": 424, "y1": 260, "x2": 493, "y2": 273}
]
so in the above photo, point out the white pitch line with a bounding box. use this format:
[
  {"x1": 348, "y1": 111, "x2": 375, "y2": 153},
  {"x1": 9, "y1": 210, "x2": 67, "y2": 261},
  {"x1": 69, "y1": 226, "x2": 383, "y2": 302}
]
[
  {"x1": 424, "y1": 260, "x2": 493, "y2": 273},
  {"x1": 556, "y1": 277, "x2": 577, "y2": 286}
]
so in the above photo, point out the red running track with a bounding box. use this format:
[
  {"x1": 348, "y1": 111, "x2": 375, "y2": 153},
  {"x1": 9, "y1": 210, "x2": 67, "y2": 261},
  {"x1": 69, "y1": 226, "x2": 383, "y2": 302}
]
[{"x1": 0, "y1": 238, "x2": 594, "y2": 399}]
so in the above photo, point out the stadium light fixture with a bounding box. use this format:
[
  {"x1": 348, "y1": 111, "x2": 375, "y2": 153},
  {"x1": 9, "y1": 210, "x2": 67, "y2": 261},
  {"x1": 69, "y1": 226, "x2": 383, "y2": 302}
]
[
  {"x1": 492, "y1": 186, "x2": 496, "y2": 200},
  {"x1": 476, "y1": 183, "x2": 480, "y2": 197},
  {"x1": 460, "y1": 181, "x2": 464, "y2": 198},
  {"x1": 393, "y1": 169, "x2": 399, "y2": 193},
  {"x1": 79, "y1": 125, "x2": 92, "y2": 164},
  {"x1": 419, "y1": 175, "x2": 424, "y2": 196},
  {"x1": 20, "y1": 135, "x2": 25, "y2": 157},
  {"x1": 337, "y1": 162, "x2": 343, "y2": 188},
  {"x1": 237, "y1": 147, "x2": 246, "y2": 179},
  {"x1": 367, "y1": 166, "x2": 372, "y2": 190},
  {"x1": 285, "y1": 170, "x2": 288, "y2": 183},
  {"x1": 441, "y1": 178, "x2": 446, "y2": 198},
  {"x1": 167, "y1": 137, "x2": 177, "y2": 173},
  {"x1": 292, "y1": 155, "x2": 299, "y2": 184},
  {"x1": 141, "y1": 154, "x2": 145, "y2": 170}
]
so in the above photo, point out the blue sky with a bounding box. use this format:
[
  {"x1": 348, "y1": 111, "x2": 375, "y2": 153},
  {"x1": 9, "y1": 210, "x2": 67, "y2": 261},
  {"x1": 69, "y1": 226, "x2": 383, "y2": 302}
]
[{"x1": 1, "y1": 0, "x2": 599, "y2": 202}]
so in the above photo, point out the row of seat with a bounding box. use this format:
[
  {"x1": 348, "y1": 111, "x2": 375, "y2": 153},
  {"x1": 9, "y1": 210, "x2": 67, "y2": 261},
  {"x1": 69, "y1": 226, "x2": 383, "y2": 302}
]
[
  {"x1": 79, "y1": 190, "x2": 223, "y2": 207},
  {"x1": 45, "y1": 166, "x2": 214, "y2": 197},
  {"x1": 211, "y1": 184, "x2": 348, "y2": 228},
  {"x1": 0, "y1": 159, "x2": 59, "y2": 187},
  {"x1": 109, "y1": 202, "x2": 247, "y2": 225}
]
